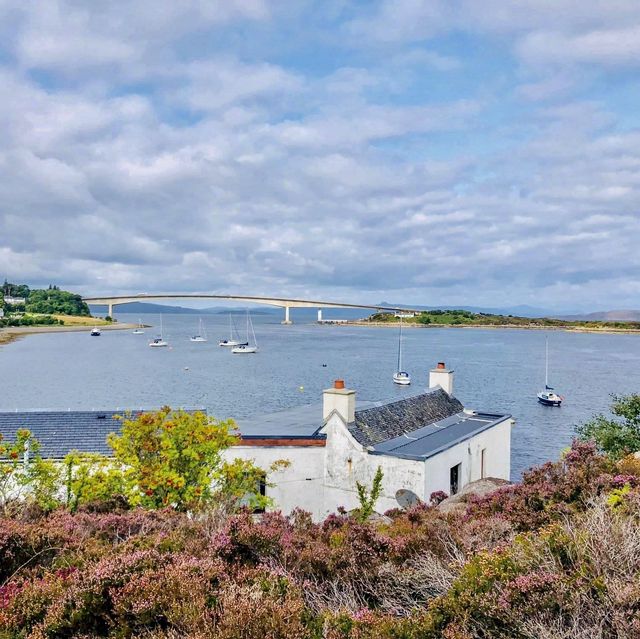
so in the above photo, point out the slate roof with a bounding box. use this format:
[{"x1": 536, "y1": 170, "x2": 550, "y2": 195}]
[
  {"x1": 370, "y1": 411, "x2": 511, "y2": 461},
  {"x1": 348, "y1": 387, "x2": 465, "y2": 447},
  {"x1": 0, "y1": 409, "x2": 205, "y2": 459}
]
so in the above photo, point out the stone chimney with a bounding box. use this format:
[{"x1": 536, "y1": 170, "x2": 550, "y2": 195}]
[
  {"x1": 429, "y1": 362, "x2": 454, "y2": 395},
  {"x1": 323, "y1": 379, "x2": 356, "y2": 423}
]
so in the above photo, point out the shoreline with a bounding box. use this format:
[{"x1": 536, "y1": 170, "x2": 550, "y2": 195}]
[
  {"x1": 346, "y1": 321, "x2": 640, "y2": 334},
  {"x1": 0, "y1": 322, "x2": 138, "y2": 346}
]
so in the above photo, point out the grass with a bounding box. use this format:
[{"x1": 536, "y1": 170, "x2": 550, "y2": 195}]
[{"x1": 51, "y1": 314, "x2": 110, "y2": 326}]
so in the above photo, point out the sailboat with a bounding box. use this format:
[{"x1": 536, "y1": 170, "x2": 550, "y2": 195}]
[
  {"x1": 232, "y1": 311, "x2": 258, "y2": 353},
  {"x1": 190, "y1": 318, "x2": 208, "y2": 342},
  {"x1": 392, "y1": 316, "x2": 411, "y2": 385},
  {"x1": 149, "y1": 316, "x2": 168, "y2": 348},
  {"x1": 132, "y1": 319, "x2": 145, "y2": 334},
  {"x1": 537, "y1": 336, "x2": 562, "y2": 406},
  {"x1": 218, "y1": 314, "x2": 247, "y2": 347}
]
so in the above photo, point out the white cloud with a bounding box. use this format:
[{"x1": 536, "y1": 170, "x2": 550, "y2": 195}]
[
  {"x1": 517, "y1": 26, "x2": 640, "y2": 67},
  {"x1": 0, "y1": 2, "x2": 638, "y2": 311}
]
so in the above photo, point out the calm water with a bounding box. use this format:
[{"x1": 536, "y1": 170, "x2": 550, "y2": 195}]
[{"x1": 1, "y1": 313, "x2": 639, "y2": 478}]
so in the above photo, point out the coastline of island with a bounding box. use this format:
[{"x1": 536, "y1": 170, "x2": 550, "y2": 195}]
[
  {"x1": 344, "y1": 320, "x2": 640, "y2": 334},
  {"x1": 0, "y1": 321, "x2": 138, "y2": 346}
]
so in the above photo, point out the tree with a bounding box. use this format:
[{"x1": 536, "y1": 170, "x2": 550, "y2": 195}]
[
  {"x1": 108, "y1": 408, "x2": 260, "y2": 512},
  {"x1": 576, "y1": 394, "x2": 640, "y2": 460},
  {"x1": 355, "y1": 466, "x2": 384, "y2": 522}
]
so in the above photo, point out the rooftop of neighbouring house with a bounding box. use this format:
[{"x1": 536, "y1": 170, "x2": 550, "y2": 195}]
[{"x1": 0, "y1": 409, "x2": 205, "y2": 459}]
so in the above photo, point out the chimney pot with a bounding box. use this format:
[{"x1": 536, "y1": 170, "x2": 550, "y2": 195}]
[{"x1": 334, "y1": 379, "x2": 345, "y2": 389}]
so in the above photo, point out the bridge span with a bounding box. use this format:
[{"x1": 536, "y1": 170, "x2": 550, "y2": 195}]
[{"x1": 83, "y1": 294, "x2": 422, "y2": 324}]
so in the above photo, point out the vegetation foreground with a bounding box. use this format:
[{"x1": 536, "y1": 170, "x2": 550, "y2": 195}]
[{"x1": 0, "y1": 399, "x2": 640, "y2": 638}]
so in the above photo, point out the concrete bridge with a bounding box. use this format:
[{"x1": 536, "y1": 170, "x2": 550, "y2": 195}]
[{"x1": 83, "y1": 294, "x2": 422, "y2": 324}]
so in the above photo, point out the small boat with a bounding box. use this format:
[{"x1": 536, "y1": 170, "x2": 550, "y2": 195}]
[
  {"x1": 190, "y1": 318, "x2": 208, "y2": 342},
  {"x1": 393, "y1": 317, "x2": 411, "y2": 385},
  {"x1": 149, "y1": 316, "x2": 168, "y2": 348},
  {"x1": 90, "y1": 327, "x2": 101, "y2": 336},
  {"x1": 232, "y1": 311, "x2": 258, "y2": 354},
  {"x1": 219, "y1": 314, "x2": 246, "y2": 347},
  {"x1": 132, "y1": 319, "x2": 145, "y2": 335},
  {"x1": 537, "y1": 337, "x2": 562, "y2": 406}
]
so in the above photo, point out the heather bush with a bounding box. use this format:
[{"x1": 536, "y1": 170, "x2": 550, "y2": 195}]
[
  {"x1": 0, "y1": 436, "x2": 639, "y2": 637},
  {"x1": 466, "y1": 439, "x2": 617, "y2": 531}
]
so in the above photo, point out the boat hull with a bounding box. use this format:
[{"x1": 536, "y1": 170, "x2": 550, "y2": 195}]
[
  {"x1": 232, "y1": 346, "x2": 258, "y2": 354},
  {"x1": 149, "y1": 340, "x2": 168, "y2": 348},
  {"x1": 393, "y1": 373, "x2": 411, "y2": 385},
  {"x1": 219, "y1": 340, "x2": 245, "y2": 347},
  {"x1": 537, "y1": 393, "x2": 562, "y2": 406},
  {"x1": 190, "y1": 337, "x2": 207, "y2": 342}
]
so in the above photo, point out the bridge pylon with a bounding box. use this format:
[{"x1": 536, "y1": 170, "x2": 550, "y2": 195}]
[{"x1": 281, "y1": 306, "x2": 293, "y2": 325}]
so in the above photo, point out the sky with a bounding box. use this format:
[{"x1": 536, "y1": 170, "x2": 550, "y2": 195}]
[{"x1": 0, "y1": 1, "x2": 639, "y2": 312}]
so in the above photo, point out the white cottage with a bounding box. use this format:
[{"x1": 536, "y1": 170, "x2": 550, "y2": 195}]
[
  {"x1": 0, "y1": 364, "x2": 512, "y2": 519},
  {"x1": 231, "y1": 363, "x2": 513, "y2": 519}
]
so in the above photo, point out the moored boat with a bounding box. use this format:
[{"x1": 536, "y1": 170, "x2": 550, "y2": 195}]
[
  {"x1": 393, "y1": 316, "x2": 411, "y2": 385},
  {"x1": 537, "y1": 337, "x2": 562, "y2": 406},
  {"x1": 232, "y1": 311, "x2": 258, "y2": 354}
]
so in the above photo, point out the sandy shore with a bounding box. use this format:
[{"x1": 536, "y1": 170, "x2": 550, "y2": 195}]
[
  {"x1": 0, "y1": 322, "x2": 138, "y2": 346},
  {"x1": 347, "y1": 321, "x2": 640, "y2": 334}
]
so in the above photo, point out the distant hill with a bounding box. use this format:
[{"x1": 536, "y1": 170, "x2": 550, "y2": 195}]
[
  {"x1": 89, "y1": 302, "x2": 276, "y2": 316},
  {"x1": 89, "y1": 302, "x2": 204, "y2": 315},
  {"x1": 559, "y1": 310, "x2": 640, "y2": 322},
  {"x1": 378, "y1": 302, "x2": 560, "y2": 318}
]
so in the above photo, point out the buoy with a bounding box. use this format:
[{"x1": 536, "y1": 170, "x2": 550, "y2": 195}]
[{"x1": 299, "y1": 386, "x2": 304, "y2": 391}]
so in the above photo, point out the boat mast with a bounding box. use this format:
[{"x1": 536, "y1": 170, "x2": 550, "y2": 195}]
[
  {"x1": 545, "y1": 336, "x2": 549, "y2": 388},
  {"x1": 397, "y1": 316, "x2": 403, "y2": 371}
]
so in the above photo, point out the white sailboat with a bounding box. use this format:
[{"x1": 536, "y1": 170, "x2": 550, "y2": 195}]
[
  {"x1": 190, "y1": 318, "x2": 208, "y2": 342},
  {"x1": 393, "y1": 316, "x2": 411, "y2": 385},
  {"x1": 218, "y1": 314, "x2": 246, "y2": 347},
  {"x1": 232, "y1": 311, "x2": 258, "y2": 353},
  {"x1": 149, "y1": 316, "x2": 168, "y2": 348},
  {"x1": 537, "y1": 336, "x2": 562, "y2": 406},
  {"x1": 132, "y1": 319, "x2": 145, "y2": 334}
]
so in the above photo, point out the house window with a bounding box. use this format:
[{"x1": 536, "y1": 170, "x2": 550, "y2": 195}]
[
  {"x1": 481, "y1": 448, "x2": 487, "y2": 479},
  {"x1": 450, "y1": 463, "x2": 461, "y2": 495},
  {"x1": 239, "y1": 473, "x2": 267, "y2": 514},
  {"x1": 254, "y1": 475, "x2": 267, "y2": 514}
]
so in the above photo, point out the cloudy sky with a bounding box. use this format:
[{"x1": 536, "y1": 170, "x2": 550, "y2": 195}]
[{"x1": 0, "y1": 1, "x2": 639, "y2": 311}]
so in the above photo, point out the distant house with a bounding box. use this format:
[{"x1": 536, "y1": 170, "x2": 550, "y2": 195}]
[
  {"x1": 3, "y1": 297, "x2": 26, "y2": 306},
  {"x1": 0, "y1": 365, "x2": 512, "y2": 518}
]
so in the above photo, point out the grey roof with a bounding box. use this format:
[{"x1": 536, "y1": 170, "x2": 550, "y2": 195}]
[
  {"x1": 235, "y1": 403, "x2": 325, "y2": 439},
  {"x1": 348, "y1": 387, "x2": 464, "y2": 447},
  {"x1": 0, "y1": 409, "x2": 205, "y2": 459},
  {"x1": 370, "y1": 411, "x2": 510, "y2": 461}
]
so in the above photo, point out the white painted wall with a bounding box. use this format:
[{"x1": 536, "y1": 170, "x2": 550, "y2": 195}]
[
  {"x1": 423, "y1": 418, "x2": 513, "y2": 497},
  {"x1": 224, "y1": 445, "x2": 326, "y2": 519},
  {"x1": 321, "y1": 415, "x2": 425, "y2": 516}
]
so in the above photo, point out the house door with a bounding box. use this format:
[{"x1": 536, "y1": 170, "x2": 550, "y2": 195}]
[{"x1": 450, "y1": 463, "x2": 461, "y2": 495}]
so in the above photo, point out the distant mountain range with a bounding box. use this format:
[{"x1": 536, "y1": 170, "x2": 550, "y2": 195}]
[
  {"x1": 557, "y1": 310, "x2": 640, "y2": 322},
  {"x1": 89, "y1": 302, "x2": 275, "y2": 315},
  {"x1": 89, "y1": 301, "x2": 640, "y2": 323},
  {"x1": 377, "y1": 303, "x2": 560, "y2": 318}
]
